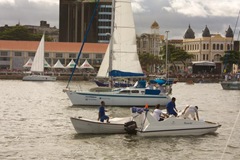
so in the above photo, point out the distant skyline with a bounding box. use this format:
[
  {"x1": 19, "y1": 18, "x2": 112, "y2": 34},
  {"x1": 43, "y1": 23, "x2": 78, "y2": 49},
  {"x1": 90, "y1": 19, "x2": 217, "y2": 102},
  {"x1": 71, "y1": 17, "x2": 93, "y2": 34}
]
[{"x1": 0, "y1": 0, "x2": 240, "y2": 39}]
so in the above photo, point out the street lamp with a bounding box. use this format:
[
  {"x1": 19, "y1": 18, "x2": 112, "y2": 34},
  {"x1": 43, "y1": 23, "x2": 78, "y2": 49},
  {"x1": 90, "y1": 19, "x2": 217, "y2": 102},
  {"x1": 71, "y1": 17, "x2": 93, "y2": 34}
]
[{"x1": 165, "y1": 31, "x2": 169, "y2": 79}]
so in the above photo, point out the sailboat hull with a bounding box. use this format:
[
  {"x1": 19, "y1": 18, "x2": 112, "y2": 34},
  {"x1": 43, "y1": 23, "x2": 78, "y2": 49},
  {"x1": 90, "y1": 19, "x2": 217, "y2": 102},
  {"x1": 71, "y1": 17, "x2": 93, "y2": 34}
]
[
  {"x1": 65, "y1": 90, "x2": 171, "y2": 106},
  {"x1": 23, "y1": 75, "x2": 57, "y2": 81}
]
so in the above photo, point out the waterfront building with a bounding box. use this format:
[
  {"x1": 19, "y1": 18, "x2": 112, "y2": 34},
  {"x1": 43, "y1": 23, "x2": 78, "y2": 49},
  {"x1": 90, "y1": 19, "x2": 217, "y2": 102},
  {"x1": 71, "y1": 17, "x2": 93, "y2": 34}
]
[
  {"x1": 183, "y1": 25, "x2": 235, "y2": 73},
  {"x1": 0, "y1": 40, "x2": 107, "y2": 71},
  {"x1": 59, "y1": 0, "x2": 112, "y2": 43}
]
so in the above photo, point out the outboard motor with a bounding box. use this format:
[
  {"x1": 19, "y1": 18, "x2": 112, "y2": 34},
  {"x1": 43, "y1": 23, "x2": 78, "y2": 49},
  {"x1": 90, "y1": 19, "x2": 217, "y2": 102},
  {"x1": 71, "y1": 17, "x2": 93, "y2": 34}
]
[{"x1": 124, "y1": 121, "x2": 137, "y2": 134}]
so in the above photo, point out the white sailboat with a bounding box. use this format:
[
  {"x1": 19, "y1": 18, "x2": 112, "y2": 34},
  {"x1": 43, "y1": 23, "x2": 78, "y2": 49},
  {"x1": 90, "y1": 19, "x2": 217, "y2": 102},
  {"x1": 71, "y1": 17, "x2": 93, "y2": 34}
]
[
  {"x1": 22, "y1": 34, "x2": 56, "y2": 81},
  {"x1": 64, "y1": 0, "x2": 171, "y2": 106},
  {"x1": 23, "y1": 58, "x2": 33, "y2": 68}
]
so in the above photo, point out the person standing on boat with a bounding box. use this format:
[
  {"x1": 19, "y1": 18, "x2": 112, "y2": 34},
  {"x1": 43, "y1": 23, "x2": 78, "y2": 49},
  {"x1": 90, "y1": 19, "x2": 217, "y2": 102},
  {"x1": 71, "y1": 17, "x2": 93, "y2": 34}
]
[
  {"x1": 153, "y1": 104, "x2": 169, "y2": 121},
  {"x1": 182, "y1": 105, "x2": 199, "y2": 121},
  {"x1": 166, "y1": 97, "x2": 178, "y2": 116},
  {"x1": 98, "y1": 101, "x2": 109, "y2": 123}
]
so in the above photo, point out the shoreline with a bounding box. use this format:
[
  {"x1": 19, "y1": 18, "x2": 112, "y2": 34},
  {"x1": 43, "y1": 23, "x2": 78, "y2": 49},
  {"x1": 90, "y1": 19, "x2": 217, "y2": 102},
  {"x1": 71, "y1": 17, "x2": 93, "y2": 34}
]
[
  {"x1": 0, "y1": 72, "x2": 222, "y2": 83},
  {"x1": 0, "y1": 72, "x2": 95, "y2": 81}
]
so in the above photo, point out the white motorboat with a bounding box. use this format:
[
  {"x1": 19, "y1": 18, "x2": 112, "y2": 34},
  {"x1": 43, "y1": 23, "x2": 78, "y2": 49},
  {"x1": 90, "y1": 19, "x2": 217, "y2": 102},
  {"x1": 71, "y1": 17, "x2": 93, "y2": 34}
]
[
  {"x1": 70, "y1": 116, "x2": 132, "y2": 134},
  {"x1": 22, "y1": 34, "x2": 56, "y2": 81},
  {"x1": 124, "y1": 108, "x2": 221, "y2": 137}
]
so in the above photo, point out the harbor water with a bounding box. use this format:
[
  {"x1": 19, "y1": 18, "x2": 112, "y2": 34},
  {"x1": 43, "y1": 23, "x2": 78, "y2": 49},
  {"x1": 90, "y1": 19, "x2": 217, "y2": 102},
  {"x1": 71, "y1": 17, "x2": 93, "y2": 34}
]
[{"x1": 0, "y1": 80, "x2": 240, "y2": 160}]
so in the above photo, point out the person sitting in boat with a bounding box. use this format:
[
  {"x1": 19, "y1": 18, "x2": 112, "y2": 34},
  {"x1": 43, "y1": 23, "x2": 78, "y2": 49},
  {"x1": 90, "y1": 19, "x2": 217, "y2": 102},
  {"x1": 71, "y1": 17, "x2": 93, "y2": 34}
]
[
  {"x1": 166, "y1": 97, "x2": 178, "y2": 117},
  {"x1": 98, "y1": 101, "x2": 109, "y2": 123},
  {"x1": 153, "y1": 104, "x2": 169, "y2": 121},
  {"x1": 146, "y1": 82, "x2": 154, "y2": 89},
  {"x1": 182, "y1": 105, "x2": 199, "y2": 121}
]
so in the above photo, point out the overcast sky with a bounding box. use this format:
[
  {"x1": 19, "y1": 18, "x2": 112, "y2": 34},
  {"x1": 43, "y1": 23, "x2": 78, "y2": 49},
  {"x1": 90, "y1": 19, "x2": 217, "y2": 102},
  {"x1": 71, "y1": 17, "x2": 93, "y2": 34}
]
[{"x1": 0, "y1": 0, "x2": 240, "y2": 39}]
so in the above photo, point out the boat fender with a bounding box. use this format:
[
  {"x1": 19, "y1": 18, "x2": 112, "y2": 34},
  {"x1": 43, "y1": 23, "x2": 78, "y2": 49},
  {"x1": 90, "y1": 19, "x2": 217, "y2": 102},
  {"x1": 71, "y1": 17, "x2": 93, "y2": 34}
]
[{"x1": 124, "y1": 121, "x2": 137, "y2": 135}]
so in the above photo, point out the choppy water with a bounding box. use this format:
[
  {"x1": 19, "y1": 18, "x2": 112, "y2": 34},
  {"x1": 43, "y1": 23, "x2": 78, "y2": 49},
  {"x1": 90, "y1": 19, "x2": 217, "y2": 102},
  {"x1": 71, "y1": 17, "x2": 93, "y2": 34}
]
[{"x1": 0, "y1": 80, "x2": 240, "y2": 160}]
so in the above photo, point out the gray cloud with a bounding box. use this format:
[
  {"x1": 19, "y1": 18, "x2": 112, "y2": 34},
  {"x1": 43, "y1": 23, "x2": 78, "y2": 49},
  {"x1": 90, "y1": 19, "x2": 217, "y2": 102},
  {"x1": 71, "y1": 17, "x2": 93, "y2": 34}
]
[
  {"x1": 0, "y1": 0, "x2": 239, "y2": 39},
  {"x1": 0, "y1": 0, "x2": 58, "y2": 28},
  {"x1": 133, "y1": 0, "x2": 240, "y2": 39}
]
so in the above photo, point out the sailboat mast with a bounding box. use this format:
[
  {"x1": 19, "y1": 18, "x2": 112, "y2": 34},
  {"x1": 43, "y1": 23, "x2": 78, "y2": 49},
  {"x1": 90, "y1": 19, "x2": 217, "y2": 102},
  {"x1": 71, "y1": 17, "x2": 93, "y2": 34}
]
[{"x1": 108, "y1": 0, "x2": 115, "y2": 88}]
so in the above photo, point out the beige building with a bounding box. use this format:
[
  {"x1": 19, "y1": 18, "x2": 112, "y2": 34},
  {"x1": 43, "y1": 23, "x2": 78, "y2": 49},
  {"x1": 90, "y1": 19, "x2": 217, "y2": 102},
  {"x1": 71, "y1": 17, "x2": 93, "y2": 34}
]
[
  {"x1": 137, "y1": 21, "x2": 165, "y2": 56},
  {"x1": 183, "y1": 25, "x2": 234, "y2": 73}
]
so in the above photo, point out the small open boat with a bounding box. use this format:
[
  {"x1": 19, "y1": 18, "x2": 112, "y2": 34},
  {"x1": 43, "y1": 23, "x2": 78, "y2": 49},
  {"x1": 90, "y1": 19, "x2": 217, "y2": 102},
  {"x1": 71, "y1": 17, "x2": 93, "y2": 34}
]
[
  {"x1": 124, "y1": 108, "x2": 221, "y2": 137},
  {"x1": 221, "y1": 81, "x2": 240, "y2": 90},
  {"x1": 70, "y1": 116, "x2": 132, "y2": 134}
]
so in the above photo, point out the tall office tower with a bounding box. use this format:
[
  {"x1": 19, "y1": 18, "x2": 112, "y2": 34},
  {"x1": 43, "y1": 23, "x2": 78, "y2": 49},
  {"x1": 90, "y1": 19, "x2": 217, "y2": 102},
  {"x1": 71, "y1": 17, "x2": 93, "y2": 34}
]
[{"x1": 59, "y1": 0, "x2": 112, "y2": 43}]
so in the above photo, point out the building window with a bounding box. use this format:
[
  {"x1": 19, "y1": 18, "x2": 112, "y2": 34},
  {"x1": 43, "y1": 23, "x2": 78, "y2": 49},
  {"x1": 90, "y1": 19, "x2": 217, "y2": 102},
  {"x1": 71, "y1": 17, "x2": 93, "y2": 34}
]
[
  {"x1": 203, "y1": 44, "x2": 206, "y2": 50},
  {"x1": 69, "y1": 53, "x2": 76, "y2": 59},
  {"x1": 203, "y1": 54, "x2": 205, "y2": 60},
  {"x1": 96, "y1": 54, "x2": 103, "y2": 59},
  {"x1": 0, "y1": 57, "x2": 10, "y2": 61},
  {"x1": 207, "y1": 44, "x2": 209, "y2": 50},
  {"x1": 28, "y1": 52, "x2": 35, "y2": 57},
  {"x1": 56, "y1": 53, "x2": 63, "y2": 58},
  {"x1": 220, "y1": 44, "x2": 223, "y2": 50},
  {"x1": 45, "y1": 53, "x2": 50, "y2": 57},
  {"x1": 0, "y1": 51, "x2": 8, "y2": 56},
  {"x1": 213, "y1": 44, "x2": 216, "y2": 50},
  {"x1": 217, "y1": 44, "x2": 219, "y2": 50},
  {"x1": 143, "y1": 40, "x2": 147, "y2": 48},
  {"x1": 14, "y1": 52, "x2": 22, "y2": 56},
  {"x1": 82, "y1": 54, "x2": 89, "y2": 59},
  {"x1": 227, "y1": 44, "x2": 230, "y2": 50}
]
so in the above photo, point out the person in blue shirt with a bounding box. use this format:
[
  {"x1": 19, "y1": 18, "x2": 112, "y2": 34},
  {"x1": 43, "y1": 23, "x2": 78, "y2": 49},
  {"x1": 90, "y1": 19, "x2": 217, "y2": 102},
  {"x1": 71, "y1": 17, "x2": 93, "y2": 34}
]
[
  {"x1": 166, "y1": 97, "x2": 178, "y2": 116},
  {"x1": 98, "y1": 101, "x2": 110, "y2": 123}
]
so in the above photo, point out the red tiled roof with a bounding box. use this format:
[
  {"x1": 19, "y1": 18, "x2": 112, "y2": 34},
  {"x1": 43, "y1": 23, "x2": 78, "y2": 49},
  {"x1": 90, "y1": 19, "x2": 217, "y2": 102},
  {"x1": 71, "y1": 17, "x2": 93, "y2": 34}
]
[{"x1": 0, "y1": 40, "x2": 108, "y2": 54}]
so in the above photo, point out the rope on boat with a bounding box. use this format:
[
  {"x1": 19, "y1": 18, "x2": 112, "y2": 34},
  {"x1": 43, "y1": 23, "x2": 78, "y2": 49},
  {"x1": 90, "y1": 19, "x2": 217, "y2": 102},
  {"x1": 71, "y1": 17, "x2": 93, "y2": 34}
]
[
  {"x1": 220, "y1": 108, "x2": 240, "y2": 159},
  {"x1": 66, "y1": 0, "x2": 100, "y2": 88}
]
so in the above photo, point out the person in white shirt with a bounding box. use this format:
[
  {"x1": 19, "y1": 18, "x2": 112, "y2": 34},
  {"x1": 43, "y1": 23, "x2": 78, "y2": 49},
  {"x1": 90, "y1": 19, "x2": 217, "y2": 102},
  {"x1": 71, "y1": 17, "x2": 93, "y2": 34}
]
[
  {"x1": 153, "y1": 104, "x2": 169, "y2": 121},
  {"x1": 182, "y1": 105, "x2": 199, "y2": 121}
]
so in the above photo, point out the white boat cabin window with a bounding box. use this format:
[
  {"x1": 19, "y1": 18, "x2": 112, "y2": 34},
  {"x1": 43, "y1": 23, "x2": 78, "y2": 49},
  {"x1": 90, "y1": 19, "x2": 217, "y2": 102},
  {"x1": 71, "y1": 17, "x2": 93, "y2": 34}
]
[
  {"x1": 119, "y1": 90, "x2": 130, "y2": 94},
  {"x1": 131, "y1": 90, "x2": 139, "y2": 93}
]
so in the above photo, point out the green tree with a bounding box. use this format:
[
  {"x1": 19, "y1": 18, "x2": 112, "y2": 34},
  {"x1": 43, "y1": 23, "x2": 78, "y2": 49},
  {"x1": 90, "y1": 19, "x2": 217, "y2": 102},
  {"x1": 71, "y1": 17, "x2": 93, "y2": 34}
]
[
  {"x1": 0, "y1": 25, "x2": 52, "y2": 41},
  {"x1": 160, "y1": 44, "x2": 194, "y2": 73},
  {"x1": 138, "y1": 53, "x2": 163, "y2": 74},
  {"x1": 220, "y1": 50, "x2": 240, "y2": 73}
]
